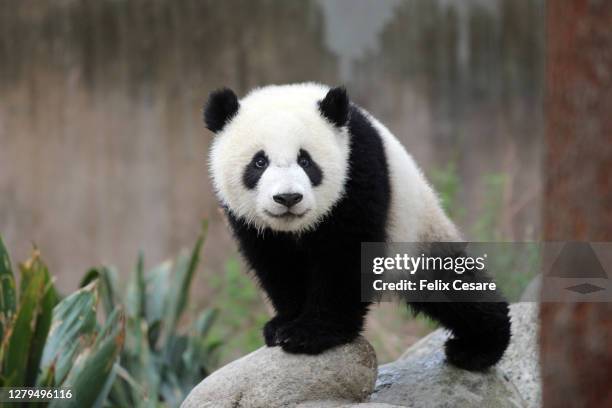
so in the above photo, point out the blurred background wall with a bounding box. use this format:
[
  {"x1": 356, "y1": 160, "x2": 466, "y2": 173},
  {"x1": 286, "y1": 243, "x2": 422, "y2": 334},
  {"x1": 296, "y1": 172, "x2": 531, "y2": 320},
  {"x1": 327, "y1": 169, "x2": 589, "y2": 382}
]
[{"x1": 0, "y1": 0, "x2": 544, "y2": 361}]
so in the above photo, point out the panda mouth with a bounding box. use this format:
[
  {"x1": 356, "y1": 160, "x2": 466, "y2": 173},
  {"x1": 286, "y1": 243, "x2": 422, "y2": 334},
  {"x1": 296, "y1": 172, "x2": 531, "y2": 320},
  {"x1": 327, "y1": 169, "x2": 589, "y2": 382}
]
[{"x1": 264, "y1": 210, "x2": 309, "y2": 220}]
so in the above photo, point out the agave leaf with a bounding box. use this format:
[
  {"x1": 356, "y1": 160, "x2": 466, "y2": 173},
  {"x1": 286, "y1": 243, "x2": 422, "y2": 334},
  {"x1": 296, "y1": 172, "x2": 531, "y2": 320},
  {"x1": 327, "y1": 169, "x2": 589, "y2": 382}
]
[
  {"x1": 80, "y1": 268, "x2": 99, "y2": 287},
  {"x1": 162, "y1": 228, "x2": 206, "y2": 348},
  {"x1": 25, "y1": 257, "x2": 58, "y2": 386},
  {"x1": 37, "y1": 359, "x2": 55, "y2": 387},
  {"x1": 181, "y1": 309, "x2": 219, "y2": 382},
  {"x1": 147, "y1": 320, "x2": 162, "y2": 350},
  {"x1": 118, "y1": 317, "x2": 145, "y2": 405},
  {"x1": 108, "y1": 364, "x2": 140, "y2": 408},
  {"x1": 144, "y1": 261, "x2": 171, "y2": 322},
  {"x1": 37, "y1": 281, "x2": 98, "y2": 385},
  {"x1": 125, "y1": 319, "x2": 160, "y2": 408},
  {"x1": 159, "y1": 370, "x2": 185, "y2": 408},
  {"x1": 193, "y1": 309, "x2": 218, "y2": 339},
  {"x1": 144, "y1": 260, "x2": 172, "y2": 347},
  {"x1": 0, "y1": 236, "x2": 16, "y2": 342},
  {"x1": 96, "y1": 308, "x2": 123, "y2": 345},
  {"x1": 81, "y1": 266, "x2": 118, "y2": 317},
  {"x1": 51, "y1": 309, "x2": 125, "y2": 408},
  {"x1": 1, "y1": 253, "x2": 47, "y2": 387},
  {"x1": 164, "y1": 335, "x2": 188, "y2": 372},
  {"x1": 91, "y1": 361, "x2": 119, "y2": 408},
  {"x1": 126, "y1": 252, "x2": 146, "y2": 319}
]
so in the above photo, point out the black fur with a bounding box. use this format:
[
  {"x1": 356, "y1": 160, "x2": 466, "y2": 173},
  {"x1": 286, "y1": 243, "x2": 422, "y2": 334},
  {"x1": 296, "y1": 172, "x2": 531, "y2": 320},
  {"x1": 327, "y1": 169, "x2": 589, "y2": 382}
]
[
  {"x1": 243, "y1": 151, "x2": 268, "y2": 190},
  {"x1": 223, "y1": 98, "x2": 511, "y2": 371},
  {"x1": 318, "y1": 87, "x2": 350, "y2": 127},
  {"x1": 204, "y1": 88, "x2": 240, "y2": 132},
  {"x1": 298, "y1": 149, "x2": 323, "y2": 186}
]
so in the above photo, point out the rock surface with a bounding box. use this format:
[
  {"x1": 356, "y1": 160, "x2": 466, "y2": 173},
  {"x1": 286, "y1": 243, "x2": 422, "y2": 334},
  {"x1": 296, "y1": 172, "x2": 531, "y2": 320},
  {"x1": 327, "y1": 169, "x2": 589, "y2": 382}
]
[
  {"x1": 370, "y1": 303, "x2": 539, "y2": 408},
  {"x1": 181, "y1": 336, "x2": 377, "y2": 408},
  {"x1": 183, "y1": 303, "x2": 540, "y2": 408},
  {"x1": 297, "y1": 402, "x2": 403, "y2": 408},
  {"x1": 371, "y1": 330, "x2": 524, "y2": 408},
  {"x1": 499, "y1": 303, "x2": 541, "y2": 408}
]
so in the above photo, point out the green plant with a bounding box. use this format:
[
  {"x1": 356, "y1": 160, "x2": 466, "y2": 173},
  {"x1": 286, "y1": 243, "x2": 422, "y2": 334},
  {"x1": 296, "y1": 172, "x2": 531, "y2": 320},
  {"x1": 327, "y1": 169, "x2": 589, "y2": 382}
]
[
  {"x1": 208, "y1": 258, "x2": 267, "y2": 362},
  {"x1": 0, "y1": 236, "x2": 125, "y2": 408},
  {"x1": 83, "y1": 222, "x2": 220, "y2": 408},
  {"x1": 429, "y1": 160, "x2": 465, "y2": 222},
  {"x1": 472, "y1": 173, "x2": 507, "y2": 241}
]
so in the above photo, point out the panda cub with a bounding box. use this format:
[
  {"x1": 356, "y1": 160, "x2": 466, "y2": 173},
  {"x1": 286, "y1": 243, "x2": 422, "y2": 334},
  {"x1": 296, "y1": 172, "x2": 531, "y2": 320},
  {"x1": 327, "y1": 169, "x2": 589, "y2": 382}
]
[{"x1": 205, "y1": 83, "x2": 511, "y2": 371}]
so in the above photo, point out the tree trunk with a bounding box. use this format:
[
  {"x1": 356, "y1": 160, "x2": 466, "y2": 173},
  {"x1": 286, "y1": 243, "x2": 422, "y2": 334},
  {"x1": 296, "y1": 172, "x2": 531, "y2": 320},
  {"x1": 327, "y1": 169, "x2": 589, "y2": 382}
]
[{"x1": 541, "y1": 1, "x2": 612, "y2": 407}]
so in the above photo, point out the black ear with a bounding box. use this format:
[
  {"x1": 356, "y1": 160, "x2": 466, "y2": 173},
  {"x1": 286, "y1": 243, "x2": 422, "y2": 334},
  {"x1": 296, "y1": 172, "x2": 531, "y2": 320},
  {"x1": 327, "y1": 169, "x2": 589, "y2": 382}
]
[
  {"x1": 204, "y1": 88, "x2": 240, "y2": 132},
  {"x1": 318, "y1": 86, "x2": 350, "y2": 127}
]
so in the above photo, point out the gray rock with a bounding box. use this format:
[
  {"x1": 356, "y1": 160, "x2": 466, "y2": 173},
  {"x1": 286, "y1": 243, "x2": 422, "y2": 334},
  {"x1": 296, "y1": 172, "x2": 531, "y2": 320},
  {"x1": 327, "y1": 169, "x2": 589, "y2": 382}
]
[
  {"x1": 371, "y1": 341, "x2": 525, "y2": 408},
  {"x1": 298, "y1": 402, "x2": 403, "y2": 408},
  {"x1": 369, "y1": 303, "x2": 539, "y2": 408},
  {"x1": 298, "y1": 401, "x2": 403, "y2": 408},
  {"x1": 499, "y1": 303, "x2": 541, "y2": 408},
  {"x1": 183, "y1": 303, "x2": 540, "y2": 408},
  {"x1": 181, "y1": 336, "x2": 377, "y2": 408}
]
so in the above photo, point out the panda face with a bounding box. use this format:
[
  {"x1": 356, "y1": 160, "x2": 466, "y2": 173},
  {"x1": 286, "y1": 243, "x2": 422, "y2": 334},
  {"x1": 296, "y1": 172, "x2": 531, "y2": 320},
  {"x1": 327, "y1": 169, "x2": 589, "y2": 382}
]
[{"x1": 207, "y1": 84, "x2": 351, "y2": 233}]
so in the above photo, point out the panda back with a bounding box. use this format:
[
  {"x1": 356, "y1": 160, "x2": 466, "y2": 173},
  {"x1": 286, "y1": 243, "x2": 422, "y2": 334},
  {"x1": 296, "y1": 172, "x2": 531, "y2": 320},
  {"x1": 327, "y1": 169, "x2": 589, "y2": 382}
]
[{"x1": 358, "y1": 109, "x2": 460, "y2": 243}]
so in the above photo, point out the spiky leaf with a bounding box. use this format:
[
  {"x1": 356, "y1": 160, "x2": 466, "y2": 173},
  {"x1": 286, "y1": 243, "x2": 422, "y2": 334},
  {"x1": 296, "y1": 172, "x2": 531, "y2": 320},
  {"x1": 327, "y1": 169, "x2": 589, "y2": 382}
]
[
  {"x1": 37, "y1": 282, "x2": 98, "y2": 386},
  {"x1": 180, "y1": 309, "x2": 220, "y2": 388},
  {"x1": 162, "y1": 226, "x2": 206, "y2": 347},
  {"x1": 50, "y1": 309, "x2": 125, "y2": 408},
  {"x1": 125, "y1": 319, "x2": 160, "y2": 408},
  {"x1": 81, "y1": 266, "x2": 118, "y2": 317},
  {"x1": 91, "y1": 362, "x2": 119, "y2": 408},
  {"x1": 126, "y1": 252, "x2": 146, "y2": 319},
  {"x1": 1, "y1": 252, "x2": 47, "y2": 387},
  {"x1": 24, "y1": 256, "x2": 58, "y2": 386},
  {"x1": 144, "y1": 261, "x2": 172, "y2": 348},
  {"x1": 0, "y1": 236, "x2": 16, "y2": 343}
]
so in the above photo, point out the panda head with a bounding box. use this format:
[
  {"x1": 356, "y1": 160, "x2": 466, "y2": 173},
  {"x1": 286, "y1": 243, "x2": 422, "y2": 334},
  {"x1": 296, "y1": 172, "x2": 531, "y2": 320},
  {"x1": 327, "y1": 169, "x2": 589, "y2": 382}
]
[{"x1": 205, "y1": 83, "x2": 351, "y2": 233}]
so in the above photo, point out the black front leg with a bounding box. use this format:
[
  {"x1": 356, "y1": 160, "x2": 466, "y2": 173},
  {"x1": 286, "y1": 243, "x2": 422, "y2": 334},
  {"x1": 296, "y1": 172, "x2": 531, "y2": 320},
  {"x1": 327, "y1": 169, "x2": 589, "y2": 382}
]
[
  {"x1": 250, "y1": 257, "x2": 309, "y2": 347},
  {"x1": 275, "y1": 261, "x2": 369, "y2": 355},
  {"x1": 264, "y1": 295, "x2": 369, "y2": 354}
]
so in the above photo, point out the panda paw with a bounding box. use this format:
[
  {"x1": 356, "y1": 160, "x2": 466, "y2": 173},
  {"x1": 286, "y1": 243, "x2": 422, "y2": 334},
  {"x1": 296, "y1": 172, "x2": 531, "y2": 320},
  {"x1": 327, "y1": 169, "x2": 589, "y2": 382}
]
[
  {"x1": 274, "y1": 320, "x2": 357, "y2": 355},
  {"x1": 263, "y1": 315, "x2": 294, "y2": 347},
  {"x1": 444, "y1": 336, "x2": 508, "y2": 372}
]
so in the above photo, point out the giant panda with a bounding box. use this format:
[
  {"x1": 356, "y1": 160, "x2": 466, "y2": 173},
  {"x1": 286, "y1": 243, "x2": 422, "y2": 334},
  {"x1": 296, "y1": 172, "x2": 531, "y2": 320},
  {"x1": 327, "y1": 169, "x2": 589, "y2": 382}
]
[{"x1": 205, "y1": 83, "x2": 511, "y2": 371}]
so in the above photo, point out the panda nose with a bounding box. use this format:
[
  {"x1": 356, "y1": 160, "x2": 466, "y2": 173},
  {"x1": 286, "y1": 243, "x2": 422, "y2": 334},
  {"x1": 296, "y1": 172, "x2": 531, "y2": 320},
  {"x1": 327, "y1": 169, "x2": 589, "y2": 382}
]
[{"x1": 273, "y1": 193, "x2": 303, "y2": 208}]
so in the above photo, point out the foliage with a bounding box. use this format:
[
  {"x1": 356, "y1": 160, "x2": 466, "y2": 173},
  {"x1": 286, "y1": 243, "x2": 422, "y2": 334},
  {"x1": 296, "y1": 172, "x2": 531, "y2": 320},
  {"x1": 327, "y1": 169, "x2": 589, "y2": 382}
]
[
  {"x1": 0, "y1": 236, "x2": 125, "y2": 408},
  {"x1": 429, "y1": 160, "x2": 465, "y2": 222},
  {"x1": 472, "y1": 173, "x2": 507, "y2": 241},
  {"x1": 82, "y1": 222, "x2": 220, "y2": 408},
  {"x1": 209, "y1": 258, "x2": 267, "y2": 362},
  {"x1": 429, "y1": 160, "x2": 507, "y2": 241}
]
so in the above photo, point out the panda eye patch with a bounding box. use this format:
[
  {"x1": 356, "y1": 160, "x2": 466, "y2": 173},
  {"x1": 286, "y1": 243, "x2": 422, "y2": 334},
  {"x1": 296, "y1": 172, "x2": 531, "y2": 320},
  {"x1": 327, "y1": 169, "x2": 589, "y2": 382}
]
[
  {"x1": 243, "y1": 150, "x2": 269, "y2": 189},
  {"x1": 298, "y1": 149, "x2": 323, "y2": 187}
]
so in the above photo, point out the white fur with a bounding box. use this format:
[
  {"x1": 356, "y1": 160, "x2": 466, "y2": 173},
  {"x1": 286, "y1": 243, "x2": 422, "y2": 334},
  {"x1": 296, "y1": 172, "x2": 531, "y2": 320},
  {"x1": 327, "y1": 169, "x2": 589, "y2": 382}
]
[
  {"x1": 362, "y1": 111, "x2": 461, "y2": 242},
  {"x1": 209, "y1": 82, "x2": 459, "y2": 241}
]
